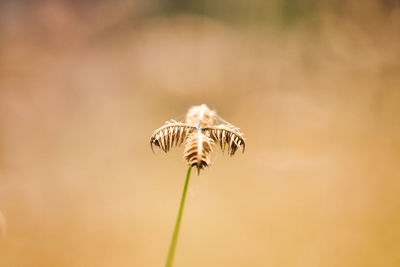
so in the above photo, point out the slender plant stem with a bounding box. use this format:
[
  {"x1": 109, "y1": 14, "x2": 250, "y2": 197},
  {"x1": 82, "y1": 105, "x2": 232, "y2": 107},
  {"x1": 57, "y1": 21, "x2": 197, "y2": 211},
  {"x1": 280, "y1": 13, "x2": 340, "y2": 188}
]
[{"x1": 165, "y1": 166, "x2": 192, "y2": 267}]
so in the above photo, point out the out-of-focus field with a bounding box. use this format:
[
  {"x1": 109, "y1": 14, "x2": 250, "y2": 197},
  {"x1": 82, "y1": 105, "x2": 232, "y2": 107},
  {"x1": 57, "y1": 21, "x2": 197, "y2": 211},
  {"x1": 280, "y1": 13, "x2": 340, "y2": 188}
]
[{"x1": 0, "y1": 1, "x2": 400, "y2": 266}]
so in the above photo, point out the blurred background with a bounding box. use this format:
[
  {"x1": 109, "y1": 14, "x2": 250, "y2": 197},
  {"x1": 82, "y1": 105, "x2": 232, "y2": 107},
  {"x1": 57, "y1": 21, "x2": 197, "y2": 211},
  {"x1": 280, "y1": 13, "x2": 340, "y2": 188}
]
[{"x1": 0, "y1": 0, "x2": 400, "y2": 266}]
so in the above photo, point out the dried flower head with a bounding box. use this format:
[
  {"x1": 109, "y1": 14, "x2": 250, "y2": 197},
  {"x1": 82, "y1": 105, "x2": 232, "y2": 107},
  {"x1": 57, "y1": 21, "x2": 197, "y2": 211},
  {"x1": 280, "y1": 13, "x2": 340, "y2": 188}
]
[{"x1": 150, "y1": 104, "x2": 245, "y2": 173}]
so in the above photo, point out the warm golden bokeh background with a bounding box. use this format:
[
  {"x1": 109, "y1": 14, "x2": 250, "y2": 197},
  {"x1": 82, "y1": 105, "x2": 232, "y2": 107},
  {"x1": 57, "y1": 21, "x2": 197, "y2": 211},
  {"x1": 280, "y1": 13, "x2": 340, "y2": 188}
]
[{"x1": 1, "y1": 0, "x2": 400, "y2": 266}]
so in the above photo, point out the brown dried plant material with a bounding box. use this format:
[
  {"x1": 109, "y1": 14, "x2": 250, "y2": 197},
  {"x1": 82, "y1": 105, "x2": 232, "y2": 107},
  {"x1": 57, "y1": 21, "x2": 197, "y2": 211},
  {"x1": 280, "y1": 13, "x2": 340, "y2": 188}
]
[
  {"x1": 183, "y1": 130, "x2": 214, "y2": 173},
  {"x1": 185, "y1": 104, "x2": 215, "y2": 128},
  {"x1": 150, "y1": 104, "x2": 245, "y2": 173}
]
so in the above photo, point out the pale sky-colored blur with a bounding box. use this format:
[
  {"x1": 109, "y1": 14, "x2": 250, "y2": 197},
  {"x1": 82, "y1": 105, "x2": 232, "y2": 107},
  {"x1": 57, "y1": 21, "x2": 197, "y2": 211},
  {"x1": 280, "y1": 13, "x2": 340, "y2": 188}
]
[{"x1": 0, "y1": 0, "x2": 399, "y2": 266}]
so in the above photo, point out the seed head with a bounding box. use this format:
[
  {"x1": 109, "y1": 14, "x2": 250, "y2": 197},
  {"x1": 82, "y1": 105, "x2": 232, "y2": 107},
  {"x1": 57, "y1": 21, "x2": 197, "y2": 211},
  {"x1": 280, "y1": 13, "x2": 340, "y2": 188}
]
[{"x1": 150, "y1": 104, "x2": 245, "y2": 173}]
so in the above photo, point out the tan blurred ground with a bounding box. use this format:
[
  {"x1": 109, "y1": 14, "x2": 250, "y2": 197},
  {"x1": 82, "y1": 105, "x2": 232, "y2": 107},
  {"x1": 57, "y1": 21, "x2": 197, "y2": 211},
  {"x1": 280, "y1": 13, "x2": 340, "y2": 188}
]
[{"x1": 0, "y1": 1, "x2": 400, "y2": 266}]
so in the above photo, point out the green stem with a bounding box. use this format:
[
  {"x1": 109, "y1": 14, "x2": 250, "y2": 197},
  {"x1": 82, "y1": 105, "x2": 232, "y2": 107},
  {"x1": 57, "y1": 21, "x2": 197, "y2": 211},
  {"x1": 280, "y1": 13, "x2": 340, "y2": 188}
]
[{"x1": 165, "y1": 166, "x2": 192, "y2": 267}]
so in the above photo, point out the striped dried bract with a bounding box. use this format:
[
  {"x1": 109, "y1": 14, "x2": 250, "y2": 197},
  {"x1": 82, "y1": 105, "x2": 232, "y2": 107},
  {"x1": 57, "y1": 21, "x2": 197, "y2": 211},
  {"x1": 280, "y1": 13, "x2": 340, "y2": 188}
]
[
  {"x1": 184, "y1": 130, "x2": 214, "y2": 173},
  {"x1": 150, "y1": 104, "x2": 245, "y2": 173},
  {"x1": 186, "y1": 104, "x2": 215, "y2": 128}
]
